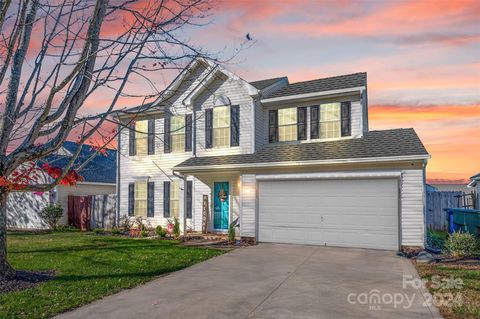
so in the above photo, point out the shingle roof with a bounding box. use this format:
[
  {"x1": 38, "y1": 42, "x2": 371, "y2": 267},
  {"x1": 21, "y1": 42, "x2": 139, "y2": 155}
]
[
  {"x1": 38, "y1": 141, "x2": 117, "y2": 184},
  {"x1": 176, "y1": 128, "x2": 428, "y2": 169},
  {"x1": 249, "y1": 77, "x2": 287, "y2": 90},
  {"x1": 264, "y1": 72, "x2": 367, "y2": 99}
]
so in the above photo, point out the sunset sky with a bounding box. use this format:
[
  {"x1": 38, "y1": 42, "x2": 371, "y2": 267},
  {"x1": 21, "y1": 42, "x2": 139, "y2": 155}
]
[
  {"x1": 186, "y1": 0, "x2": 479, "y2": 184},
  {"x1": 82, "y1": 0, "x2": 480, "y2": 184}
]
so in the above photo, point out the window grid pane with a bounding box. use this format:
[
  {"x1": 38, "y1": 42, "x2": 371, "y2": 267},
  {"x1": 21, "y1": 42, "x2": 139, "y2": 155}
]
[
  {"x1": 170, "y1": 116, "x2": 185, "y2": 153},
  {"x1": 134, "y1": 181, "x2": 147, "y2": 217},
  {"x1": 213, "y1": 107, "x2": 230, "y2": 148},
  {"x1": 135, "y1": 120, "x2": 148, "y2": 155},
  {"x1": 170, "y1": 182, "x2": 180, "y2": 218},
  {"x1": 278, "y1": 108, "x2": 297, "y2": 141},
  {"x1": 320, "y1": 103, "x2": 341, "y2": 139}
]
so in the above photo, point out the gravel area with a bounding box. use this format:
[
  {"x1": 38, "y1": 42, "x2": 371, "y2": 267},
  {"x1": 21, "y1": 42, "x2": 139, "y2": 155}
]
[{"x1": 0, "y1": 270, "x2": 55, "y2": 294}]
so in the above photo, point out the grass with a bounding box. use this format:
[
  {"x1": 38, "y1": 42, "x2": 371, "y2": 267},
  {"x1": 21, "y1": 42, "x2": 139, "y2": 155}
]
[
  {"x1": 415, "y1": 262, "x2": 480, "y2": 319},
  {"x1": 427, "y1": 229, "x2": 449, "y2": 241},
  {"x1": 1, "y1": 231, "x2": 224, "y2": 319}
]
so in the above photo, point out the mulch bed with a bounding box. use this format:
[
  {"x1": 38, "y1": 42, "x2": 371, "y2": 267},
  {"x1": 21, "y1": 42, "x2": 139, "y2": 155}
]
[{"x1": 0, "y1": 270, "x2": 55, "y2": 294}]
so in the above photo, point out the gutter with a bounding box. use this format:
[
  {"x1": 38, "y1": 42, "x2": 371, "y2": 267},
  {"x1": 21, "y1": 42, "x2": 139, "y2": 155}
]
[{"x1": 174, "y1": 154, "x2": 431, "y2": 172}]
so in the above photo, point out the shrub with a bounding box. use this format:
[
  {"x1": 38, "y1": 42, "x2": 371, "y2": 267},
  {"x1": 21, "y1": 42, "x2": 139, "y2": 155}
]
[
  {"x1": 443, "y1": 232, "x2": 480, "y2": 258},
  {"x1": 155, "y1": 225, "x2": 163, "y2": 236},
  {"x1": 158, "y1": 228, "x2": 167, "y2": 238},
  {"x1": 39, "y1": 204, "x2": 63, "y2": 230},
  {"x1": 93, "y1": 228, "x2": 104, "y2": 234},
  {"x1": 111, "y1": 227, "x2": 121, "y2": 235},
  {"x1": 141, "y1": 230, "x2": 149, "y2": 237},
  {"x1": 228, "y1": 222, "x2": 235, "y2": 243},
  {"x1": 173, "y1": 217, "x2": 180, "y2": 239},
  {"x1": 120, "y1": 215, "x2": 131, "y2": 231},
  {"x1": 55, "y1": 225, "x2": 78, "y2": 232}
]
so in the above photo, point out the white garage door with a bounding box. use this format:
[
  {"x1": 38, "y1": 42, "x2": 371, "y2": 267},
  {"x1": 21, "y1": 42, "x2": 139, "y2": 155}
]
[{"x1": 258, "y1": 178, "x2": 399, "y2": 250}]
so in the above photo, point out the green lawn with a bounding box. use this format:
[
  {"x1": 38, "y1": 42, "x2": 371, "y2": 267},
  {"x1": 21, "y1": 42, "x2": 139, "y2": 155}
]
[
  {"x1": 1, "y1": 232, "x2": 224, "y2": 319},
  {"x1": 416, "y1": 262, "x2": 480, "y2": 319}
]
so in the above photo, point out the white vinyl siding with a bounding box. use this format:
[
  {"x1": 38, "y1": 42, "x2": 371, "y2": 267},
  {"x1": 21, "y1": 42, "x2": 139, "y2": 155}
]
[
  {"x1": 278, "y1": 107, "x2": 297, "y2": 141},
  {"x1": 400, "y1": 169, "x2": 425, "y2": 247},
  {"x1": 135, "y1": 120, "x2": 148, "y2": 155},
  {"x1": 171, "y1": 116, "x2": 185, "y2": 153},
  {"x1": 320, "y1": 103, "x2": 341, "y2": 139},
  {"x1": 213, "y1": 106, "x2": 230, "y2": 148},
  {"x1": 240, "y1": 174, "x2": 257, "y2": 237}
]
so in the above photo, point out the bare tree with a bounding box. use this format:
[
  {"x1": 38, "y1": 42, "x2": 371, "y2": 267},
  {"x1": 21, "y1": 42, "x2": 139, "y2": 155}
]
[{"x1": 0, "y1": 0, "x2": 216, "y2": 277}]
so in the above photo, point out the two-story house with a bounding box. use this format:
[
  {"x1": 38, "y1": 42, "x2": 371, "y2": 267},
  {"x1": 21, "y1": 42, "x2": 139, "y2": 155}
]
[{"x1": 116, "y1": 58, "x2": 429, "y2": 251}]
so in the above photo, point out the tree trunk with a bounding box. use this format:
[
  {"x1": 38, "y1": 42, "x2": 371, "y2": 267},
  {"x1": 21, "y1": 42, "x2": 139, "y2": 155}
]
[{"x1": 0, "y1": 191, "x2": 14, "y2": 278}]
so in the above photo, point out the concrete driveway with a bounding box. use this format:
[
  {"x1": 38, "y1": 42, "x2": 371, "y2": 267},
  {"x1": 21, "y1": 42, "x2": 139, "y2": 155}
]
[{"x1": 56, "y1": 244, "x2": 441, "y2": 319}]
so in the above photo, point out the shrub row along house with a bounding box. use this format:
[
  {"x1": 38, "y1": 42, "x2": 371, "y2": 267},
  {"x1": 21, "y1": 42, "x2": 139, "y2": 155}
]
[{"x1": 116, "y1": 58, "x2": 430, "y2": 250}]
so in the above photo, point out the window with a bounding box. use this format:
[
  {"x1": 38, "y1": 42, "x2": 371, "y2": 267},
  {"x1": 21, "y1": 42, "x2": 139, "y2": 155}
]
[
  {"x1": 278, "y1": 107, "x2": 297, "y2": 141},
  {"x1": 134, "y1": 181, "x2": 147, "y2": 217},
  {"x1": 213, "y1": 106, "x2": 230, "y2": 148},
  {"x1": 135, "y1": 120, "x2": 148, "y2": 155},
  {"x1": 170, "y1": 116, "x2": 185, "y2": 153},
  {"x1": 320, "y1": 103, "x2": 341, "y2": 139},
  {"x1": 170, "y1": 181, "x2": 180, "y2": 218}
]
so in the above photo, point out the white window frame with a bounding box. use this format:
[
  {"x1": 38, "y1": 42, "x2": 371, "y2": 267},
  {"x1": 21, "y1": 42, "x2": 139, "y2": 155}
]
[
  {"x1": 319, "y1": 103, "x2": 341, "y2": 139},
  {"x1": 213, "y1": 106, "x2": 230, "y2": 148},
  {"x1": 170, "y1": 116, "x2": 185, "y2": 153},
  {"x1": 170, "y1": 181, "x2": 180, "y2": 218},
  {"x1": 278, "y1": 107, "x2": 297, "y2": 142}
]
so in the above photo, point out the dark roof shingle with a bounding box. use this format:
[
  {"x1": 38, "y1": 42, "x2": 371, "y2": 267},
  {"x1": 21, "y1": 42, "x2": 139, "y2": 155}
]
[
  {"x1": 249, "y1": 77, "x2": 287, "y2": 90},
  {"x1": 176, "y1": 128, "x2": 428, "y2": 169},
  {"x1": 264, "y1": 72, "x2": 366, "y2": 99}
]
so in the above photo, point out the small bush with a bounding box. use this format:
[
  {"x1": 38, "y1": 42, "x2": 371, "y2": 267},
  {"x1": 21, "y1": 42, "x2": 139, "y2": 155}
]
[
  {"x1": 93, "y1": 228, "x2": 104, "y2": 234},
  {"x1": 39, "y1": 204, "x2": 63, "y2": 230},
  {"x1": 120, "y1": 216, "x2": 131, "y2": 230},
  {"x1": 158, "y1": 228, "x2": 167, "y2": 238},
  {"x1": 173, "y1": 217, "x2": 180, "y2": 239},
  {"x1": 155, "y1": 225, "x2": 162, "y2": 236},
  {"x1": 55, "y1": 225, "x2": 78, "y2": 232},
  {"x1": 111, "y1": 227, "x2": 121, "y2": 235},
  {"x1": 228, "y1": 222, "x2": 235, "y2": 243},
  {"x1": 140, "y1": 230, "x2": 149, "y2": 237},
  {"x1": 444, "y1": 232, "x2": 480, "y2": 258}
]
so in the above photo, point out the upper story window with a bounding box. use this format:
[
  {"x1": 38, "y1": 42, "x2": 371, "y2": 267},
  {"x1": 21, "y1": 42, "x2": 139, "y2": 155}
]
[
  {"x1": 170, "y1": 116, "x2": 185, "y2": 153},
  {"x1": 320, "y1": 103, "x2": 341, "y2": 139},
  {"x1": 129, "y1": 119, "x2": 155, "y2": 156},
  {"x1": 135, "y1": 120, "x2": 148, "y2": 155},
  {"x1": 213, "y1": 106, "x2": 231, "y2": 148},
  {"x1": 278, "y1": 107, "x2": 297, "y2": 142}
]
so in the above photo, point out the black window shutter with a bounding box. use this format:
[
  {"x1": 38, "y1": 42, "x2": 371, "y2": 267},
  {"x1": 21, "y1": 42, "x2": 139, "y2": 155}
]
[
  {"x1": 129, "y1": 123, "x2": 136, "y2": 156},
  {"x1": 147, "y1": 119, "x2": 155, "y2": 155},
  {"x1": 205, "y1": 109, "x2": 213, "y2": 149},
  {"x1": 310, "y1": 105, "x2": 320, "y2": 139},
  {"x1": 185, "y1": 114, "x2": 192, "y2": 152},
  {"x1": 268, "y1": 110, "x2": 278, "y2": 143},
  {"x1": 186, "y1": 180, "x2": 193, "y2": 218},
  {"x1": 341, "y1": 101, "x2": 351, "y2": 137},
  {"x1": 147, "y1": 181, "x2": 154, "y2": 217},
  {"x1": 230, "y1": 105, "x2": 240, "y2": 147},
  {"x1": 164, "y1": 118, "x2": 171, "y2": 153},
  {"x1": 128, "y1": 183, "x2": 135, "y2": 216},
  {"x1": 163, "y1": 181, "x2": 170, "y2": 217},
  {"x1": 297, "y1": 107, "x2": 307, "y2": 140}
]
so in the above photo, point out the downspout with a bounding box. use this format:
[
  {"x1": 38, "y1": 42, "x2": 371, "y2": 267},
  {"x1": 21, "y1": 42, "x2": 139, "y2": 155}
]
[
  {"x1": 115, "y1": 122, "x2": 121, "y2": 227},
  {"x1": 422, "y1": 158, "x2": 428, "y2": 248}
]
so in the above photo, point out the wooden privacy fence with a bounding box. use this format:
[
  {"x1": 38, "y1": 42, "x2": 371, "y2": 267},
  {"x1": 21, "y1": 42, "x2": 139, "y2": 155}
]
[
  {"x1": 68, "y1": 194, "x2": 116, "y2": 230},
  {"x1": 426, "y1": 191, "x2": 462, "y2": 231}
]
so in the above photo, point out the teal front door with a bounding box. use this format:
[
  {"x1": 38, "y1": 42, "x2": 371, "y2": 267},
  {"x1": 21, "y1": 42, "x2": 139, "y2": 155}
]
[{"x1": 213, "y1": 182, "x2": 229, "y2": 230}]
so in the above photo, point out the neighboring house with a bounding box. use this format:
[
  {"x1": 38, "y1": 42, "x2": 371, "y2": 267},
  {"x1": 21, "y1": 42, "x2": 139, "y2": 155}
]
[
  {"x1": 7, "y1": 142, "x2": 117, "y2": 229},
  {"x1": 431, "y1": 183, "x2": 470, "y2": 193},
  {"x1": 468, "y1": 173, "x2": 480, "y2": 209},
  {"x1": 425, "y1": 184, "x2": 438, "y2": 192},
  {"x1": 117, "y1": 58, "x2": 430, "y2": 251}
]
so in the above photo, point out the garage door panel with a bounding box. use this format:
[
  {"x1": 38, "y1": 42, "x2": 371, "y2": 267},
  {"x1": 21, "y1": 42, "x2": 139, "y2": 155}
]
[{"x1": 258, "y1": 179, "x2": 399, "y2": 250}]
